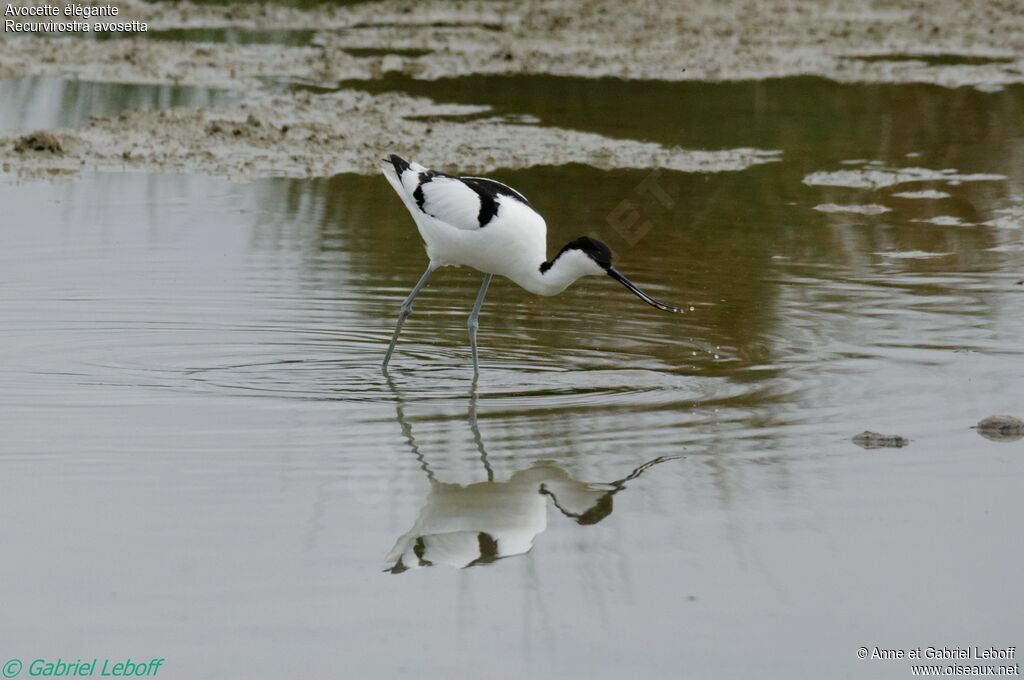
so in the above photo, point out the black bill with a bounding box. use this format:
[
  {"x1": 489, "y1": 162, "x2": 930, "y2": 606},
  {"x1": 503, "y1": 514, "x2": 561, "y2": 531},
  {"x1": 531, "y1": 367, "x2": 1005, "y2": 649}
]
[{"x1": 607, "y1": 268, "x2": 681, "y2": 313}]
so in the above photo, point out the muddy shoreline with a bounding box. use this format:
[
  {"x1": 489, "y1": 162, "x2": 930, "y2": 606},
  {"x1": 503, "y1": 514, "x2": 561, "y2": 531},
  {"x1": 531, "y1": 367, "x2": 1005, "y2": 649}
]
[
  {"x1": 0, "y1": 86, "x2": 782, "y2": 180},
  {"x1": 5, "y1": 0, "x2": 1021, "y2": 88},
  {"x1": 2, "y1": 0, "x2": 1022, "y2": 180}
]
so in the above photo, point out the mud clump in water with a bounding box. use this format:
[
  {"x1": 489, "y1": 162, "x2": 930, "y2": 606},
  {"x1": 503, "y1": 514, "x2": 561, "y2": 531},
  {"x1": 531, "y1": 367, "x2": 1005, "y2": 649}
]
[
  {"x1": 0, "y1": 89, "x2": 781, "y2": 181},
  {"x1": 13, "y1": 131, "x2": 64, "y2": 155},
  {"x1": 975, "y1": 415, "x2": 1024, "y2": 443},
  {"x1": 852, "y1": 431, "x2": 909, "y2": 449}
]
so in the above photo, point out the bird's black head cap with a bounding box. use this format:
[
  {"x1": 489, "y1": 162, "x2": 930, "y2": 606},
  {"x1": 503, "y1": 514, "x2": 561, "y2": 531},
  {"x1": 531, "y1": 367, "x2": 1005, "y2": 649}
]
[{"x1": 540, "y1": 236, "x2": 613, "y2": 273}]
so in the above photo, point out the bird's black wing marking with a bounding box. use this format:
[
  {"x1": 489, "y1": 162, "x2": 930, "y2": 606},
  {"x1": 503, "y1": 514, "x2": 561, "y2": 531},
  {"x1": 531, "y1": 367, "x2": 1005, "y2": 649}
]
[
  {"x1": 458, "y1": 177, "x2": 534, "y2": 227},
  {"x1": 413, "y1": 172, "x2": 433, "y2": 213},
  {"x1": 456, "y1": 178, "x2": 499, "y2": 226}
]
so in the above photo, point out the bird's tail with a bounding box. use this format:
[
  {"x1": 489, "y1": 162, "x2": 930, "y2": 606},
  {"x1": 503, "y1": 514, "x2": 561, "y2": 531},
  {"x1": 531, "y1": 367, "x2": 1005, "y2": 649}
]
[
  {"x1": 380, "y1": 154, "x2": 408, "y2": 196},
  {"x1": 385, "y1": 153, "x2": 411, "y2": 176},
  {"x1": 380, "y1": 153, "x2": 425, "y2": 216}
]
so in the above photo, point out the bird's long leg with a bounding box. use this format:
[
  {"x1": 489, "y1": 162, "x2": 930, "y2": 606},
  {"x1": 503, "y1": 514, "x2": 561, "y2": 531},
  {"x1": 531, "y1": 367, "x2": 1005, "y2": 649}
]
[
  {"x1": 468, "y1": 386, "x2": 494, "y2": 481},
  {"x1": 382, "y1": 264, "x2": 435, "y2": 373},
  {"x1": 468, "y1": 274, "x2": 492, "y2": 377}
]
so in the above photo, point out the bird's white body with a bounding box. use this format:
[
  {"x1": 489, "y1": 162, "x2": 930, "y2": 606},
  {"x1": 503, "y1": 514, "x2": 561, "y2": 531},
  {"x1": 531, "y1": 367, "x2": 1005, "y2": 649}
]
[{"x1": 382, "y1": 158, "x2": 604, "y2": 295}]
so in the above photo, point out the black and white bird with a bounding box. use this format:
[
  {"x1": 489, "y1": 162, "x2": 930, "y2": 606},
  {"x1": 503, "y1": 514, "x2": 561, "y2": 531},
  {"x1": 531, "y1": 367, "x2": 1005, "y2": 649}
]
[{"x1": 380, "y1": 154, "x2": 681, "y2": 374}]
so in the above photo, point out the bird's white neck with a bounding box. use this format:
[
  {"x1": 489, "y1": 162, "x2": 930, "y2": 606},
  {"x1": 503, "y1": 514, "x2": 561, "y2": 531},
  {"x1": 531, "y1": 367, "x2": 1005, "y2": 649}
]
[{"x1": 510, "y1": 249, "x2": 606, "y2": 297}]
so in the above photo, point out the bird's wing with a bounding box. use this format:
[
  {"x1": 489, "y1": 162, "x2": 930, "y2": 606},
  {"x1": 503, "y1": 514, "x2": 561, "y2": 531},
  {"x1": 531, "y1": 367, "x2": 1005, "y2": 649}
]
[
  {"x1": 384, "y1": 154, "x2": 534, "y2": 230},
  {"x1": 414, "y1": 175, "x2": 492, "y2": 230}
]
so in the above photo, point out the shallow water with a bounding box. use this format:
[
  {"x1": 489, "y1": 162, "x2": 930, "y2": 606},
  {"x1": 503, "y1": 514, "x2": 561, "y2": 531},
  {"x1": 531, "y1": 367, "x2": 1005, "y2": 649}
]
[
  {"x1": 144, "y1": 27, "x2": 318, "y2": 45},
  {"x1": 1, "y1": 72, "x2": 1023, "y2": 678},
  {"x1": 0, "y1": 76, "x2": 234, "y2": 132}
]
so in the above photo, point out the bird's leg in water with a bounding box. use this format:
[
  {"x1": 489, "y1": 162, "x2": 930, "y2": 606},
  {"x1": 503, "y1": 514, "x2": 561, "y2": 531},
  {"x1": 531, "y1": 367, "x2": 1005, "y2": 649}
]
[
  {"x1": 382, "y1": 264, "x2": 435, "y2": 372},
  {"x1": 468, "y1": 274, "x2": 492, "y2": 376}
]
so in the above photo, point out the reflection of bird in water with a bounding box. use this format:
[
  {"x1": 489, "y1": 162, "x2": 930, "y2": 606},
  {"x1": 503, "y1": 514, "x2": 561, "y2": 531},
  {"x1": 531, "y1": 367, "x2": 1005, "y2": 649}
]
[
  {"x1": 380, "y1": 154, "x2": 682, "y2": 376},
  {"x1": 385, "y1": 382, "x2": 680, "y2": 573},
  {"x1": 386, "y1": 459, "x2": 674, "y2": 573}
]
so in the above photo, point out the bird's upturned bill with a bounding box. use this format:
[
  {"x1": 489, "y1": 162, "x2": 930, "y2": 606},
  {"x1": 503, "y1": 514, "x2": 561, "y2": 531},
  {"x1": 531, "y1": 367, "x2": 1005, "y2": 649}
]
[{"x1": 607, "y1": 268, "x2": 681, "y2": 313}]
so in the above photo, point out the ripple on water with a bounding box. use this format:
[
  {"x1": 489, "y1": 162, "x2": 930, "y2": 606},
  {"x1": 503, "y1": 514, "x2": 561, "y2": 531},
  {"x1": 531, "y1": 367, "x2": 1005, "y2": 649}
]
[
  {"x1": 0, "y1": 263, "x2": 745, "y2": 413},
  {"x1": 41, "y1": 317, "x2": 741, "y2": 411}
]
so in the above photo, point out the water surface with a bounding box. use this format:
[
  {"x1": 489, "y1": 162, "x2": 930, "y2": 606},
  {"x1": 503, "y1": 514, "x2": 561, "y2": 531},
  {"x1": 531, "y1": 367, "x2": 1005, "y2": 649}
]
[
  {"x1": 0, "y1": 76, "x2": 234, "y2": 132},
  {"x1": 0, "y1": 73, "x2": 1022, "y2": 679}
]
